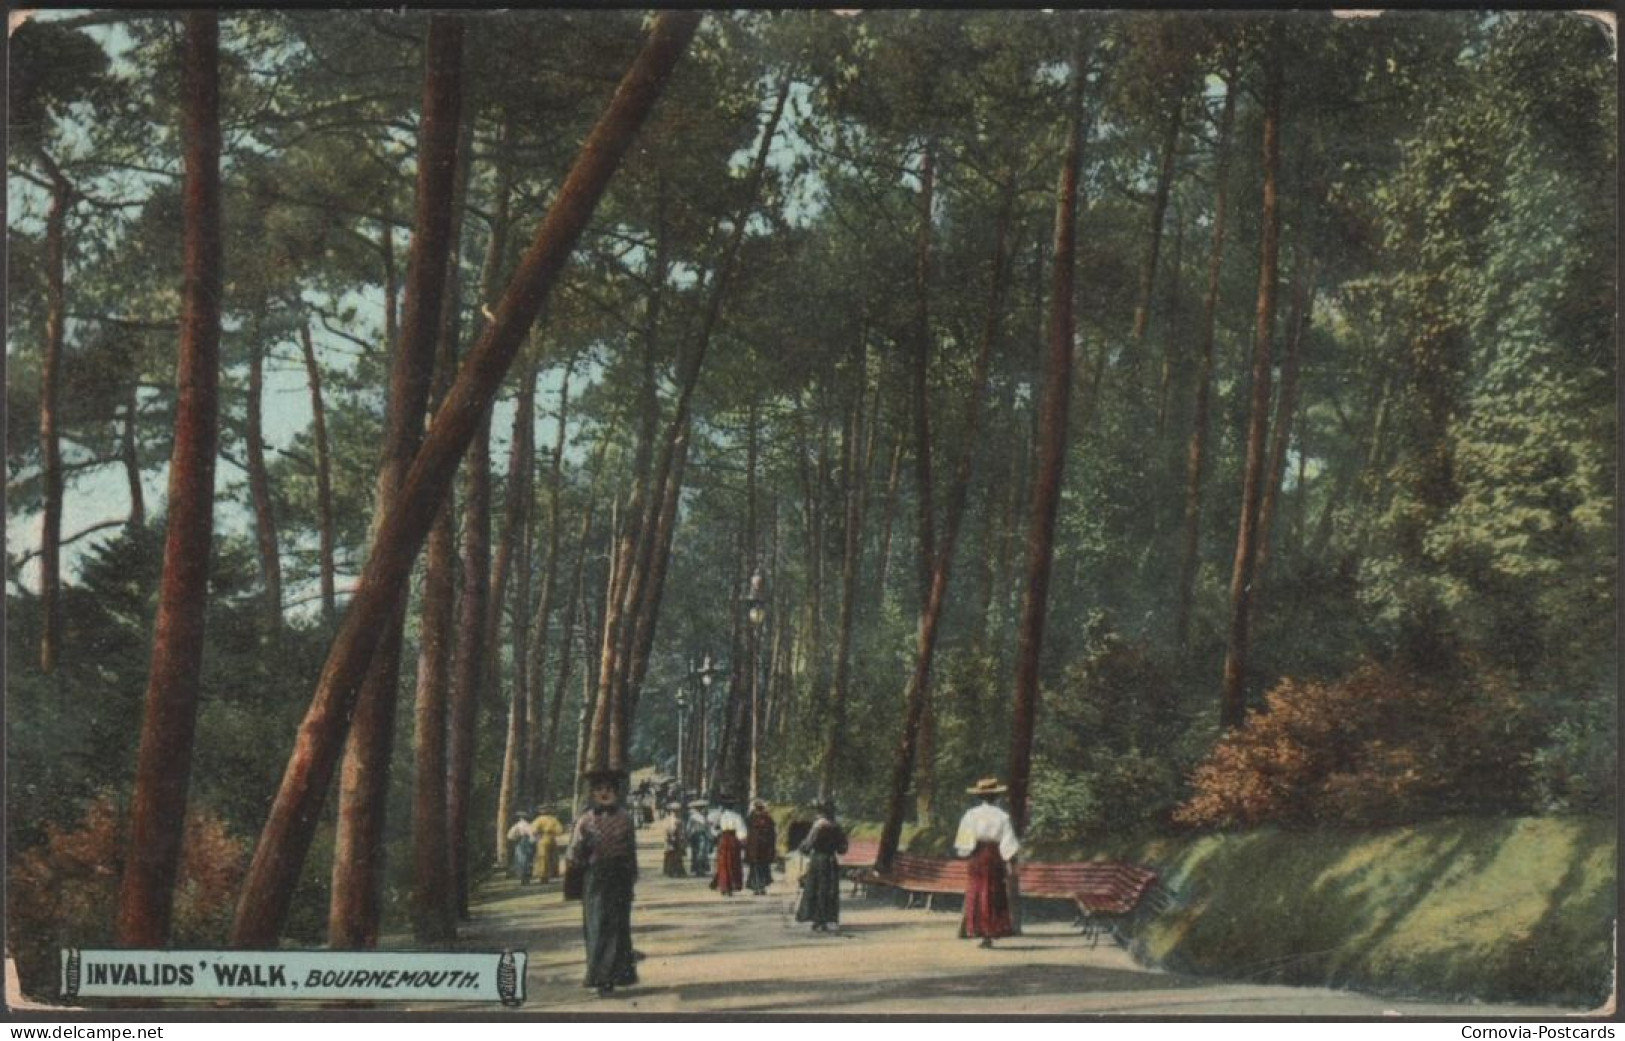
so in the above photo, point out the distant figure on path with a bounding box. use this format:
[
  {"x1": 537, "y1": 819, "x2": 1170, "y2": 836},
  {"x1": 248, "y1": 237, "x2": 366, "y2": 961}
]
[
  {"x1": 661, "y1": 801, "x2": 687, "y2": 877},
  {"x1": 530, "y1": 806, "x2": 567, "y2": 884},
  {"x1": 686, "y1": 800, "x2": 712, "y2": 876},
  {"x1": 566, "y1": 769, "x2": 639, "y2": 997},
  {"x1": 953, "y1": 777, "x2": 1020, "y2": 948},
  {"x1": 710, "y1": 794, "x2": 746, "y2": 896},
  {"x1": 745, "y1": 799, "x2": 777, "y2": 895},
  {"x1": 795, "y1": 801, "x2": 848, "y2": 932},
  {"x1": 507, "y1": 812, "x2": 537, "y2": 885}
]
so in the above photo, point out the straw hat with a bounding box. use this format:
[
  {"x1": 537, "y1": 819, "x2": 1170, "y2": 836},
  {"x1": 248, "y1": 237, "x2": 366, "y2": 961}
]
[{"x1": 966, "y1": 777, "x2": 1008, "y2": 796}]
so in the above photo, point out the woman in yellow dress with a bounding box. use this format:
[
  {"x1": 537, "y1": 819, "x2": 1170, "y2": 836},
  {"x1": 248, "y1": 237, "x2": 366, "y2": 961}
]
[{"x1": 530, "y1": 806, "x2": 568, "y2": 883}]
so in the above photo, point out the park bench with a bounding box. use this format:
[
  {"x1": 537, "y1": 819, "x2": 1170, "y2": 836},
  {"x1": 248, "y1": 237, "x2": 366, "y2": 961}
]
[
  {"x1": 1016, "y1": 860, "x2": 1172, "y2": 947},
  {"x1": 838, "y1": 838, "x2": 880, "y2": 894},
  {"x1": 858, "y1": 853, "x2": 1172, "y2": 943},
  {"x1": 853, "y1": 852, "x2": 969, "y2": 910}
]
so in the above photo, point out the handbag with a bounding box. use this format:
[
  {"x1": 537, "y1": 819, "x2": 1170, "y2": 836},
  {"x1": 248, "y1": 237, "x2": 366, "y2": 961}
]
[{"x1": 563, "y1": 860, "x2": 585, "y2": 901}]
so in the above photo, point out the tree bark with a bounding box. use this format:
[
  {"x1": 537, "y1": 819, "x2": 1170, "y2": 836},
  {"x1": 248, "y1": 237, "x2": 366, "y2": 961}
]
[
  {"x1": 449, "y1": 409, "x2": 492, "y2": 917},
  {"x1": 115, "y1": 12, "x2": 221, "y2": 945},
  {"x1": 1219, "y1": 45, "x2": 1284, "y2": 730},
  {"x1": 329, "y1": 16, "x2": 466, "y2": 949},
  {"x1": 245, "y1": 332, "x2": 281, "y2": 625},
  {"x1": 228, "y1": 11, "x2": 701, "y2": 947},
  {"x1": 382, "y1": 219, "x2": 398, "y2": 355},
  {"x1": 911, "y1": 145, "x2": 938, "y2": 602},
  {"x1": 38, "y1": 158, "x2": 72, "y2": 675},
  {"x1": 299, "y1": 322, "x2": 336, "y2": 626},
  {"x1": 1008, "y1": 45, "x2": 1086, "y2": 836},
  {"x1": 1173, "y1": 58, "x2": 1239, "y2": 652}
]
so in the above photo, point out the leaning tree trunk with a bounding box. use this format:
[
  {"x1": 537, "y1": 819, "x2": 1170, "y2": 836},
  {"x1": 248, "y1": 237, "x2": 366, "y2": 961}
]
[
  {"x1": 329, "y1": 16, "x2": 465, "y2": 950},
  {"x1": 245, "y1": 331, "x2": 281, "y2": 626},
  {"x1": 300, "y1": 322, "x2": 336, "y2": 626},
  {"x1": 1173, "y1": 58, "x2": 1238, "y2": 652},
  {"x1": 38, "y1": 158, "x2": 72, "y2": 675},
  {"x1": 115, "y1": 12, "x2": 222, "y2": 946},
  {"x1": 878, "y1": 177, "x2": 1016, "y2": 868},
  {"x1": 1219, "y1": 45, "x2": 1284, "y2": 731},
  {"x1": 228, "y1": 11, "x2": 701, "y2": 948},
  {"x1": 1008, "y1": 44, "x2": 1086, "y2": 836}
]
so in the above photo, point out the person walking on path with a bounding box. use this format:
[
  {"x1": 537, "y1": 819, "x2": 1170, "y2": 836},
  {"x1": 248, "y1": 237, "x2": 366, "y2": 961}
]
[
  {"x1": 507, "y1": 812, "x2": 538, "y2": 885},
  {"x1": 953, "y1": 777, "x2": 1020, "y2": 948},
  {"x1": 795, "y1": 801, "x2": 847, "y2": 932},
  {"x1": 566, "y1": 769, "x2": 639, "y2": 997},
  {"x1": 661, "y1": 801, "x2": 687, "y2": 878},
  {"x1": 530, "y1": 806, "x2": 567, "y2": 884},
  {"x1": 744, "y1": 799, "x2": 777, "y2": 895},
  {"x1": 710, "y1": 794, "x2": 746, "y2": 896},
  {"x1": 686, "y1": 800, "x2": 712, "y2": 876}
]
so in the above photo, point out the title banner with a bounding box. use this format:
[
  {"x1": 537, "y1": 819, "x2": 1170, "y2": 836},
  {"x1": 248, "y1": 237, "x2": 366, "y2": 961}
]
[{"x1": 60, "y1": 949, "x2": 526, "y2": 1005}]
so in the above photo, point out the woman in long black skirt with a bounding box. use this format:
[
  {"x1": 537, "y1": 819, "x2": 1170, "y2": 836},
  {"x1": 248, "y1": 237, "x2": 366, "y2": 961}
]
[
  {"x1": 795, "y1": 802, "x2": 848, "y2": 932},
  {"x1": 566, "y1": 769, "x2": 639, "y2": 997}
]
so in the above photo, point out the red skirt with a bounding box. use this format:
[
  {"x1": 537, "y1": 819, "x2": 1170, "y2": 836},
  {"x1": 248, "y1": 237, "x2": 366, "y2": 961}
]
[
  {"x1": 961, "y1": 842, "x2": 1013, "y2": 939},
  {"x1": 711, "y1": 832, "x2": 744, "y2": 894}
]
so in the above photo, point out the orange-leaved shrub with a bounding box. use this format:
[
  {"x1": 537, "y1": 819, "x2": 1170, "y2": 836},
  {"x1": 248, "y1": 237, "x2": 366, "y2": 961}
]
[
  {"x1": 1174, "y1": 662, "x2": 1534, "y2": 829},
  {"x1": 7, "y1": 794, "x2": 248, "y2": 1003}
]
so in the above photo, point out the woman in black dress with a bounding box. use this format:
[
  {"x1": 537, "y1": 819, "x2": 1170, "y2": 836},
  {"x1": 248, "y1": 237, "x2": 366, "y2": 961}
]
[{"x1": 795, "y1": 801, "x2": 848, "y2": 932}]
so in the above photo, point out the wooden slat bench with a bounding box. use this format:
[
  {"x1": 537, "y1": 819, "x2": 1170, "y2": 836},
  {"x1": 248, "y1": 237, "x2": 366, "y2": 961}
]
[
  {"x1": 1016, "y1": 860, "x2": 1170, "y2": 946},
  {"x1": 854, "y1": 853, "x2": 969, "y2": 910},
  {"x1": 859, "y1": 854, "x2": 1172, "y2": 941},
  {"x1": 839, "y1": 838, "x2": 881, "y2": 894}
]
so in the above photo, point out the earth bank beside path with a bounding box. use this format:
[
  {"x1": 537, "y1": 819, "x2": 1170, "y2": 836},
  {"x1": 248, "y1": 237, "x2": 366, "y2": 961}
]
[{"x1": 453, "y1": 826, "x2": 1591, "y2": 1016}]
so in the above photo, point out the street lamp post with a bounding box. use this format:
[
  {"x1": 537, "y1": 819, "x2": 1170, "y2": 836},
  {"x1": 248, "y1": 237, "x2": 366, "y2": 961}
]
[
  {"x1": 745, "y1": 570, "x2": 768, "y2": 803},
  {"x1": 675, "y1": 686, "x2": 688, "y2": 797},
  {"x1": 689, "y1": 654, "x2": 722, "y2": 798}
]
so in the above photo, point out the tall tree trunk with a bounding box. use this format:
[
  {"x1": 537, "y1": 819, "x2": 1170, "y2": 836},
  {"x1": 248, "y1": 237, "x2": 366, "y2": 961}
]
[
  {"x1": 328, "y1": 17, "x2": 466, "y2": 949},
  {"x1": 382, "y1": 219, "x2": 398, "y2": 354},
  {"x1": 37, "y1": 159, "x2": 71, "y2": 675},
  {"x1": 873, "y1": 438, "x2": 904, "y2": 595},
  {"x1": 1154, "y1": 207, "x2": 1186, "y2": 437},
  {"x1": 449, "y1": 410, "x2": 492, "y2": 916},
  {"x1": 540, "y1": 500, "x2": 594, "y2": 806},
  {"x1": 115, "y1": 12, "x2": 221, "y2": 945},
  {"x1": 1219, "y1": 45, "x2": 1284, "y2": 731},
  {"x1": 911, "y1": 145, "x2": 938, "y2": 601},
  {"x1": 525, "y1": 361, "x2": 572, "y2": 802},
  {"x1": 123, "y1": 380, "x2": 144, "y2": 529},
  {"x1": 300, "y1": 322, "x2": 336, "y2": 626},
  {"x1": 878, "y1": 176, "x2": 1016, "y2": 867},
  {"x1": 245, "y1": 332, "x2": 281, "y2": 625},
  {"x1": 494, "y1": 365, "x2": 535, "y2": 866},
  {"x1": 1123, "y1": 92, "x2": 1185, "y2": 390},
  {"x1": 1008, "y1": 45, "x2": 1086, "y2": 836},
  {"x1": 1173, "y1": 59, "x2": 1239, "y2": 652},
  {"x1": 1253, "y1": 262, "x2": 1314, "y2": 584},
  {"x1": 604, "y1": 76, "x2": 789, "y2": 773},
  {"x1": 229, "y1": 10, "x2": 698, "y2": 948},
  {"x1": 412, "y1": 492, "x2": 458, "y2": 941},
  {"x1": 818, "y1": 345, "x2": 866, "y2": 802}
]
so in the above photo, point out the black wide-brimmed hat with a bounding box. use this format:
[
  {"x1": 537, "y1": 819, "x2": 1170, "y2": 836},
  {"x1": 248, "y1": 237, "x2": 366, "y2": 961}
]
[{"x1": 581, "y1": 767, "x2": 628, "y2": 785}]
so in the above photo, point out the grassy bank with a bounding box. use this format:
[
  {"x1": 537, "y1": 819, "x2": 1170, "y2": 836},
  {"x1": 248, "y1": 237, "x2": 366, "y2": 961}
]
[
  {"x1": 858, "y1": 813, "x2": 1614, "y2": 1008},
  {"x1": 1119, "y1": 817, "x2": 1615, "y2": 1009}
]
